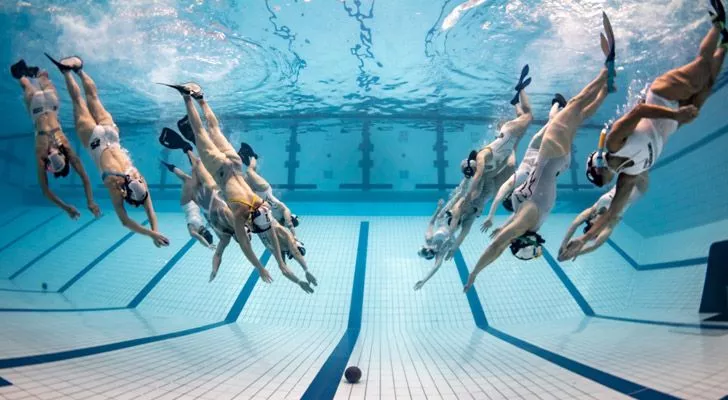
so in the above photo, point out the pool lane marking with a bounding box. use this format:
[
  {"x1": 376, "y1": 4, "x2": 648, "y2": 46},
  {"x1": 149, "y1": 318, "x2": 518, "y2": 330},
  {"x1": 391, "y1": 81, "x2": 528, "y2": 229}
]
[
  {"x1": 453, "y1": 249, "x2": 679, "y2": 400},
  {"x1": 606, "y1": 239, "x2": 707, "y2": 271},
  {"x1": 0, "y1": 209, "x2": 30, "y2": 229},
  {"x1": 127, "y1": 238, "x2": 197, "y2": 307},
  {"x1": 0, "y1": 213, "x2": 62, "y2": 254},
  {"x1": 301, "y1": 221, "x2": 369, "y2": 400}
]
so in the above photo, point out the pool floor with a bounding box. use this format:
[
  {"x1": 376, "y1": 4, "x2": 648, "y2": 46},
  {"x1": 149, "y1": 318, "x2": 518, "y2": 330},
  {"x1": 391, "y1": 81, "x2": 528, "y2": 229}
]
[{"x1": 0, "y1": 207, "x2": 727, "y2": 399}]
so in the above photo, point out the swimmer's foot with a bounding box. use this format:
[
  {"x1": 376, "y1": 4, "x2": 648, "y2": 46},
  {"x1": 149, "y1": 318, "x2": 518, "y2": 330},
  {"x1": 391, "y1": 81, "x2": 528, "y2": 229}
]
[
  {"x1": 159, "y1": 82, "x2": 204, "y2": 99},
  {"x1": 552, "y1": 93, "x2": 567, "y2": 108},
  {"x1": 237, "y1": 142, "x2": 259, "y2": 166},
  {"x1": 159, "y1": 127, "x2": 193, "y2": 153},
  {"x1": 10, "y1": 59, "x2": 38, "y2": 79},
  {"x1": 177, "y1": 115, "x2": 196, "y2": 145},
  {"x1": 602, "y1": 12, "x2": 617, "y2": 93},
  {"x1": 44, "y1": 53, "x2": 83, "y2": 73}
]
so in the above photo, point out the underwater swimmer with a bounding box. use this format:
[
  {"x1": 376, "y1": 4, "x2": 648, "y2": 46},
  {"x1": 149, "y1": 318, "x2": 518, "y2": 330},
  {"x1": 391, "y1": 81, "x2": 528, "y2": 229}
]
[
  {"x1": 414, "y1": 199, "x2": 457, "y2": 290},
  {"x1": 10, "y1": 60, "x2": 100, "y2": 220},
  {"x1": 463, "y1": 13, "x2": 615, "y2": 292},
  {"x1": 46, "y1": 54, "x2": 168, "y2": 247}
]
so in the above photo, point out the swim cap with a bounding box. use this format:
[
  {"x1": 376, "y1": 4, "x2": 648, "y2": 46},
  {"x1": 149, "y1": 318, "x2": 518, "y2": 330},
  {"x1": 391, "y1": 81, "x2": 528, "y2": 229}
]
[
  {"x1": 585, "y1": 151, "x2": 607, "y2": 187},
  {"x1": 250, "y1": 207, "x2": 272, "y2": 233},
  {"x1": 124, "y1": 178, "x2": 149, "y2": 207},
  {"x1": 199, "y1": 226, "x2": 214, "y2": 245},
  {"x1": 418, "y1": 246, "x2": 436, "y2": 260},
  {"x1": 46, "y1": 147, "x2": 69, "y2": 178},
  {"x1": 461, "y1": 150, "x2": 478, "y2": 178},
  {"x1": 510, "y1": 231, "x2": 545, "y2": 261},
  {"x1": 291, "y1": 214, "x2": 300, "y2": 227}
]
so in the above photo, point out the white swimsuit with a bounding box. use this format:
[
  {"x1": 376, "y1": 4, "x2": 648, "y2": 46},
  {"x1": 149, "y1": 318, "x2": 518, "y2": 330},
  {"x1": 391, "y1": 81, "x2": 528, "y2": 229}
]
[
  {"x1": 183, "y1": 201, "x2": 205, "y2": 230},
  {"x1": 482, "y1": 126, "x2": 520, "y2": 174},
  {"x1": 512, "y1": 152, "x2": 571, "y2": 230},
  {"x1": 28, "y1": 83, "x2": 59, "y2": 125},
  {"x1": 594, "y1": 186, "x2": 643, "y2": 218},
  {"x1": 255, "y1": 186, "x2": 285, "y2": 222},
  {"x1": 88, "y1": 124, "x2": 123, "y2": 170},
  {"x1": 611, "y1": 90, "x2": 679, "y2": 176}
]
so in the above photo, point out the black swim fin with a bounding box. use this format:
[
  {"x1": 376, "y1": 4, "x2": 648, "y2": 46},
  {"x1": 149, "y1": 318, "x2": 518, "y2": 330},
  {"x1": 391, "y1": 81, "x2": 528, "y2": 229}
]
[
  {"x1": 159, "y1": 127, "x2": 193, "y2": 153},
  {"x1": 44, "y1": 53, "x2": 83, "y2": 73},
  {"x1": 157, "y1": 82, "x2": 204, "y2": 99},
  {"x1": 510, "y1": 77, "x2": 532, "y2": 105},
  {"x1": 177, "y1": 115, "x2": 196, "y2": 145},
  {"x1": 237, "y1": 142, "x2": 259, "y2": 166},
  {"x1": 160, "y1": 160, "x2": 177, "y2": 173},
  {"x1": 552, "y1": 93, "x2": 567, "y2": 108},
  {"x1": 10, "y1": 60, "x2": 28, "y2": 79}
]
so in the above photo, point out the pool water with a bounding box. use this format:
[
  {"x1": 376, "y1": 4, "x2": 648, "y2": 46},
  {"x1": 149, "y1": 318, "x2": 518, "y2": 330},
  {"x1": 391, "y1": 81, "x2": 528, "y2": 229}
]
[{"x1": 1, "y1": 1, "x2": 728, "y2": 399}]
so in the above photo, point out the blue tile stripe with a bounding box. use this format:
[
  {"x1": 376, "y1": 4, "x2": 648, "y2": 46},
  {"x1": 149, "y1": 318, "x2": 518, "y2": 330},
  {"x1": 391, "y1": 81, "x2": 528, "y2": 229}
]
[
  {"x1": 0, "y1": 213, "x2": 62, "y2": 254},
  {"x1": 0, "y1": 321, "x2": 228, "y2": 369},
  {"x1": 594, "y1": 314, "x2": 728, "y2": 331},
  {"x1": 8, "y1": 217, "x2": 101, "y2": 280},
  {"x1": 452, "y1": 251, "x2": 679, "y2": 399},
  {"x1": 301, "y1": 221, "x2": 369, "y2": 400},
  {"x1": 653, "y1": 120, "x2": 728, "y2": 171},
  {"x1": 127, "y1": 238, "x2": 197, "y2": 308},
  {"x1": 542, "y1": 249, "x2": 595, "y2": 316},
  {"x1": 58, "y1": 220, "x2": 150, "y2": 293},
  {"x1": 0, "y1": 250, "x2": 271, "y2": 369},
  {"x1": 0, "y1": 307, "x2": 128, "y2": 313},
  {"x1": 0, "y1": 209, "x2": 30, "y2": 228},
  {"x1": 0, "y1": 376, "x2": 11, "y2": 387},
  {"x1": 225, "y1": 250, "x2": 272, "y2": 323},
  {"x1": 453, "y1": 250, "x2": 488, "y2": 328},
  {"x1": 606, "y1": 239, "x2": 707, "y2": 271}
]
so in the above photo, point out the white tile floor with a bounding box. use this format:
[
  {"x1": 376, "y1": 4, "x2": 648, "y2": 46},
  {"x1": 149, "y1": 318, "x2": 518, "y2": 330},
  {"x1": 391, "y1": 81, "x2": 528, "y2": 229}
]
[{"x1": 0, "y1": 211, "x2": 726, "y2": 399}]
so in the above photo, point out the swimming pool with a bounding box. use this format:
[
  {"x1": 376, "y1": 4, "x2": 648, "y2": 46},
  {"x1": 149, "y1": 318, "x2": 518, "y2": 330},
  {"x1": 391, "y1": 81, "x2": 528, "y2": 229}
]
[{"x1": 1, "y1": 1, "x2": 728, "y2": 399}]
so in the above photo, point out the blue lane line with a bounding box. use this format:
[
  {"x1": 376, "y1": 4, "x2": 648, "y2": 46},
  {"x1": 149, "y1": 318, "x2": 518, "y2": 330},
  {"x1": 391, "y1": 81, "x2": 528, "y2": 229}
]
[
  {"x1": 0, "y1": 307, "x2": 128, "y2": 313},
  {"x1": 8, "y1": 217, "x2": 101, "y2": 280},
  {"x1": 0, "y1": 376, "x2": 11, "y2": 387},
  {"x1": 301, "y1": 221, "x2": 369, "y2": 400},
  {"x1": 594, "y1": 314, "x2": 728, "y2": 331},
  {"x1": 606, "y1": 239, "x2": 707, "y2": 271},
  {"x1": 0, "y1": 321, "x2": 228, "y2": 369},
  {"x1": 0, "y1": 213, "x2": 62, "y2": 254},
  {"x1": 453, "y1": 250, "x2": 488, "y2": 328},
  {"x1": 452, "y1": 251, "x2": 679, "y2": 400},
  {"x1": 0, "y1": 288, "x2": 48, "y2": 293},
  {"x1": 653, "y1": 121, "x2": 728, "y2": 171},
  {"x1": 58, "y1": 220, "x2": 149, "y2": 293},
  {"x1": 0, "y1": 209, "x2": 30, "y2": 228},
  {"x1": 542, "y1": 249, "x2": 594, "y2": 316},
  {"x1": 127, "y1": 238, "x2": 197, "y2": 308},
  {"x1": 225, "y1": 251, "x2": 272, "y2": 323}
]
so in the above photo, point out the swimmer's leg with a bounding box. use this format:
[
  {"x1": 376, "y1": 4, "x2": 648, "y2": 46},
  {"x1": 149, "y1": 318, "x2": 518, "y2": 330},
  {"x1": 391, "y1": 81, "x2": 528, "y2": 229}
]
[
  {"x1": 78, "y1": 69, "x2": 114, "y2": 127},
  {"x1": 553, "y1": 68, "x2": 608, "y2": 125},
  {"x1": 282, "y1": 227, "x2": 316, "y2": 286},
  {"x1": 59, "y1": 69, "x2": 96, "y2": 141},
  {"x1": 197, "y1": 99, "x2": 241, "y2": 163},
  {"x1": 181, "y1": 95, "x2": 228, "y2": 176}
]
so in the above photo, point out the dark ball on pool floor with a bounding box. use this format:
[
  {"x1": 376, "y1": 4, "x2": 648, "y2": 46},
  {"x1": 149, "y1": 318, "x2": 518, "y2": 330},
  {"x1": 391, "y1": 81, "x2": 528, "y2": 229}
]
[
  {"x1": 345, "y1": 366, "x2": 361, "y2": 384},
  {"x1": 41, "y1": 283, "x2": 48, "y2": 290}
]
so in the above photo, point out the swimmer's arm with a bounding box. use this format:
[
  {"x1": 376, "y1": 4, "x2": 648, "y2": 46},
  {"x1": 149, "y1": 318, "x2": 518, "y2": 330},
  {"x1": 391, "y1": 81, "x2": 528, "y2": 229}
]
[
  {"x1": 415, "y1": 253, "x2": 446, "y2": 289},
  {"x1": 110, "y1": 193, "x2": 156, "y2": 237},
  {"x1": 607, "y1": 104, "x2": 680, "y2": 152},
  {"x1": 265, "y1": 228, "x2": 302, "y2": 284},
  {"x1": 278, "y1": 202, "x2": 296, "y2": 236},
  {"x1": 212, "y1": 234, "x2": 231, "y2": 273},
  {"x1": 36, "y1": 160, "x2": 73, "y2": 212},
  {"x1": 560, "y1": 208, "x2": 594, "y2": 252},
  {"x1": 187, "y1": 224, "x2": 212, "y2": 248},
  {"x1": 143, "y1": 193, "x2": 160, "y2": 232},
  {"x1": 68, "y1": 151, "x2": 96, "y2": 208},
  {"x1": 486, "y1": 177, "x2": 516, "y2": 222},
  {"x1": 585, "y1": 174, "x2": 638, "y2": 241},
  {"x1": 578, "y1": 224, "x2": 615, "y2": 257}
]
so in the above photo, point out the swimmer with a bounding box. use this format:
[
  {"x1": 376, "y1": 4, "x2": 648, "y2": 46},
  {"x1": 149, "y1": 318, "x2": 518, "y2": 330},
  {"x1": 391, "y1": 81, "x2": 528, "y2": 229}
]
[
  {"x1": 46, "y1": 54, "x2": 168, "y2": 247},
  {"x1": 237, "y1": 142, "x2": 300, "y2": 236},
  {"x1": 558, "y1": 174, "x2": 647, "y2": 261},
  {"x1": 463, "y1": 13, "x2": 615, "y2": 292},
  {"x1": 160, "y1": 82, "x2": 314, "y2": 293},
  {"x1": 446, "y1": 65, "x2": 534, "y2": 254},
  {"x1": 10, "y1": 60, "x2": 100, "y2": 220},
  {"x1": 480, "y1": 94, "x2": 567, "y2": 233},
  {"x1": 257, "y1": 220, "x2": 317, "y2": 289},
  {"x1": 572, "y1": 2, "x2": 728, "y2": 255},
  {"x1": 414, "y1": 199, "x2": 456, "y2": 290}
]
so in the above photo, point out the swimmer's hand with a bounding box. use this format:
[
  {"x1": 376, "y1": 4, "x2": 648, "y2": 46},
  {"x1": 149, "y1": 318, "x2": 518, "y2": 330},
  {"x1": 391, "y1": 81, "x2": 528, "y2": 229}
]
[
  {"x1": 258, "y1": 267, "x2": 273, "y2": 283},
  {"x1": 480, "y1": 219, "x2": 493, "y2": 233},
  {"x1": 305, "y1": 271, "x2": 318, "y2": 286},
  {"x1": 64, "y1": 205, "x2": 80, "y2": 220},
  {"x1": 561, "y1": 238, "x2": 586, "y2": 261},
  {"x1": 298, "y1": 281, "x2": 314, "y2": 294},
  {"x1": 489, "y1": 227, "x2": 503, "y2": 240},
  {"x1": 87, "y1": 202, "x2": 101, "y2": 218},
  {"x1": 675, "y1": 105, "x2": 699, "y2": 124},
  {"x1": 208, "y1": 244, "x2": 217, "y2": 251},
  {"x1": 151, "y1": 231, "x2": 170, "y2": 248},
  {"x1": 445, "y1": 249, "x2": 455, "y2": 261},
  {"x1": 463, "y1": 274, "x2": 475, "y2": 293},
  {"x1": 413, "y1": 280, "x2": 425, "y2": 291}
]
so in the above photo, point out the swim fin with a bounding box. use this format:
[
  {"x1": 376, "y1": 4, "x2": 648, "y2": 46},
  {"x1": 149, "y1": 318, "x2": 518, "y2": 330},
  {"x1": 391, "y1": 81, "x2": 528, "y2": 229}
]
[
  {"x1": 510, "y1": 77, "x2": 532, "y2": 105},
  {"x1": 237, "y1": 142, "x2": 259, "y2": 166},
  {"x1": 602, "y1": 12, "x2": 617, "y2": 93},
  {"x1": 160, "y1": 160, "x2": 177, "y2": 173},
  {"x1": 11, "y1": 60, "x2": 29, "y2": 79},
  {"x1": 177, "y1": 115, "x2": 196, "y2": 145},
  {"x1": 514, "y1": 64, "x2": 530, "y2": 91},
  {"x1": 157, "y1": 82, "x2": 204, "y2": 99},
  {"x1": 159, "y1": 127, "x2": 193, "y2": 153},
  {"x1": 552, "y1": 93, "x2": 567, "y2": 108},
  {"x1": 711, "y1": 0, "x2": 726, "y2": 29},
  {"x1": 44, "y1": 53, "x2": 83, "y2": 73}
]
